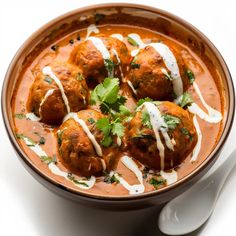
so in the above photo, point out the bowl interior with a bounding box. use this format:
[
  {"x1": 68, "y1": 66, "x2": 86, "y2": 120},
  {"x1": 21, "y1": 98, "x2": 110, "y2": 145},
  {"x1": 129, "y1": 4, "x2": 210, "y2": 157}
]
[{"x1": 2, "y1": 4, "x2": 234, "y2": 203}]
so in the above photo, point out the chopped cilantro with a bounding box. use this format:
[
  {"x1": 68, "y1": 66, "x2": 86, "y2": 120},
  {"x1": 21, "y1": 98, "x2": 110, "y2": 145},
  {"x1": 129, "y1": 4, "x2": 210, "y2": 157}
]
[
  {"x1": 141, "y1": 110, "x2": 152, "y2": 128},
  {"x1": 87, "y1": 117, "x2": 95, "y2": 124},
  {"x1": 16, "y1": 133, "x2": 36, "y2": 147},
  {"x1": 76, "y1": 73, "x2": 84, "y2": 81},
  {"x1": 33, "y1": 132, "x2": 46, "y2": 145},
  {"x1": 44, "y1": 76, "x2": 53, "y2": 84},
  {"x1": 67, "y1": 173, "x2": 89, "y2": 187},
  {"x1": 181, "y1": 127, "x2": 193, "y2": 141},
  {"x1": 104, "y1": 172, "x2": 120, "y2": 184},
  {"x1": 149, "y1": 177, "x2": 167, "y2": 189},
  {"x1": 137, "y1": 97, "x2": 153, "y2": 107},
  {"x1": 186, "y1": 69, "x2": 195, "y2": 84},
  {"x1": 130, "y1": 55, "x2": 140, "y2": 69},
  {"x1": 179, "y1": 92, "x2": 193, "y2": 108},
  {"x1": 162, "y1": 114, "x2": 180, "y2": 130},
  {"x1": 104, "y1": 59, "x2": 116, "y2": 77},
  {"x1": 119, "y1": 105, "x2": 131, "y2": 116},
  {"x1": 15, "y1": 113, "x2": 26, "y2": 119},
  {"x1": 40, "y1": 155, "x2": 57, "y2": 165},
  {"x1": 127, "y1": 36, "x2": 139, "y2": 46},
  {"x1": 57, "y1": 130, "x2": 64, "y2": 146}
]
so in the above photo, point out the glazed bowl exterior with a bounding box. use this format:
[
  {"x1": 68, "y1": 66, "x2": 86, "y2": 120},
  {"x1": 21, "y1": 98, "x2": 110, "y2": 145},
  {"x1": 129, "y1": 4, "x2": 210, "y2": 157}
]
[{"x1": 1, "y1": 3, "x2": 235, "y2": 210}]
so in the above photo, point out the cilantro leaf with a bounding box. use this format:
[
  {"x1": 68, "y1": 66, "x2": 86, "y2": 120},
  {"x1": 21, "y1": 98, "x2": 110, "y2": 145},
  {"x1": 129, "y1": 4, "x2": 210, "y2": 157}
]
[
  {"x1": 119, "y1": 105, "x2": 131, "y2": 116},
  {"x1": 142, "y1": 110, "x2": 152, "y2": 128},
  {"x1": 186, "y1": 69, "x2": 195, "y2": 84},
  {"x1": 127, "y1": 36, "x2": 139, "y2": 46},
  {"x1": 162, "y1": 114, "x2": 180, "y2": 130},
  {"x1": 104, "y1": 59, "x2": 116, "y2": 77},
  {"x1": 96, "y1": 118, "x2": 111, "y2": 136},
  {"x1": 111, "y1": 122, "x2": 124, "y2": 137},
  {"x1": 67, "y1": 173, "x2": 89, "y2": 187},
  {"x1": 40, "y1": 155, "x2": 57, "y2": 165},
  {"x1": 15, "y1": 113, "x2": 26, "y2": 119},
  {"x1": 104, "y1": 172, "x2": 120, "y2": 184},
  {"x1": 149, "y1": 177, "x2": 167, "y2": 189},
  {"x1": 179, "y1": 92, "x2": 193, "y2": 108},
  {"x1": 137, "y1": 97, "x2": 153, "y2": 107},
  {"x1": 181, "y1": 127, "x2": 193, "y2": 141},
  {"x1": 130, "y1": 55, "x2": 140, "y2": 69},
  {"x1": 101, "y1": 135, "x2": 113, "y2": 147}
]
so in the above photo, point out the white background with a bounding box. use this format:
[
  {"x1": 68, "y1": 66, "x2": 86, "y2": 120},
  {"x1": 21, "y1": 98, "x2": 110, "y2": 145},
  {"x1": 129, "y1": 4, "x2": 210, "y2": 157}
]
[{"x1": 0, "y1": 0, "x2": 236, "y2": 235}]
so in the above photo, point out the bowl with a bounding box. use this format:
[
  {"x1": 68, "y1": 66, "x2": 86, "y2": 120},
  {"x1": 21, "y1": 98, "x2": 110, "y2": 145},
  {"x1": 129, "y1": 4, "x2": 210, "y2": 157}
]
[{"x1": 1, "y1": 3, "x2": 235, "y2": 210}]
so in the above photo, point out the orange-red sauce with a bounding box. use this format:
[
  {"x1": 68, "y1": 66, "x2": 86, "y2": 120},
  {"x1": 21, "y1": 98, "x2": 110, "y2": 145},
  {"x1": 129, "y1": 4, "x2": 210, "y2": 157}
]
[{"x1": 12, "y1": 25, "x2": 223, "y2": 197}]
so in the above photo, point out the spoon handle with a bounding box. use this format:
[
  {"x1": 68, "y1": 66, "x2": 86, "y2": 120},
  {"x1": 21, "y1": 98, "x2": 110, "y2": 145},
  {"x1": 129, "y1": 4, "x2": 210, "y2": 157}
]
[{"x1": 205, "y1": 148, "x2": 236, "y2": 195}]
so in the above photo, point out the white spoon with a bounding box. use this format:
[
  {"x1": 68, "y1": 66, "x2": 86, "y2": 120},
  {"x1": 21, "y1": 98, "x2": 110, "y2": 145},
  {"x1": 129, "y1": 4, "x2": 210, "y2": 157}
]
[{"x1": 158, "y1": 148, "x2": 236, "y2": 235}]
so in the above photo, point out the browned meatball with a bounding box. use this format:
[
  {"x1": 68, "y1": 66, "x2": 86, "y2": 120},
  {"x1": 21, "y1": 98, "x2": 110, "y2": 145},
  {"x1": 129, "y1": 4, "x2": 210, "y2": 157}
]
[
  {"x1": 125, "y1": 101, "x2": 197, "y2": 170},
  {"x1": 69, "y1": 36, "x2": 130, "y2": 87},
  {"x1": 57, "y1": 109, "x2": 118, "y2": 177},
  {"x1": 127, "y1": 44, "x2": 190, "y2": 100},
  {"x1": 27, "y1": 62, "x2": 89, "y2": 125}
]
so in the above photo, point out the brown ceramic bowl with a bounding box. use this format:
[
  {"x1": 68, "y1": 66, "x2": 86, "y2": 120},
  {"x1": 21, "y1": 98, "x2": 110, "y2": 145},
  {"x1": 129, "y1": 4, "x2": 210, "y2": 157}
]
[{"x1": 1, "y1": 3, "x2": 235, "y2": 210}]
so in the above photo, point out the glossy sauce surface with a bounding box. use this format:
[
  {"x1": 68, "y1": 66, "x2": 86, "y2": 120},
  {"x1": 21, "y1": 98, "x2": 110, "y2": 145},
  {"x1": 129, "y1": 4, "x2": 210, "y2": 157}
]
[{"x1": 12, "y1": 25, "x2": 223, "y2": 197}]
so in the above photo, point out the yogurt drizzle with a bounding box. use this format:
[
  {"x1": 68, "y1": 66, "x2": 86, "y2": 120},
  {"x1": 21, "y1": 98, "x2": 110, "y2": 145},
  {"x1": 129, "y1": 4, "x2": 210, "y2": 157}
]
[
  {"x1": 39, "y1": 89, "x2": 55, "y2": 117},
  {"x1": 63, "y1": 112, "x2": 102, "y2": 157},
  {"x1": 188, "y1": 82, "x2": 222, "y2": 123},
  {"x1": 22, "y1": 136, "x2": 95, "y2": 189},
  {"x1": 86, "y1": 24, "x2": 99, "y2": 39},
  {"x1": 42, "y1": 66, "x2": 70, "y2": 113},
  {"x1": 142, "y1": 102, "x2": 174, "y2": 170},
  {"x1": 87, "y1": 36, "x2": 113, "y2": 77},
  {"x1": 113, "y1": 155, "x2": 145, "y2": 195},
  {"x1": 110, "y1": 34, "x2": 124, "y2": 41},
  {"x1": 128, "y1": 33, "x2": 183, "y2": 97}
]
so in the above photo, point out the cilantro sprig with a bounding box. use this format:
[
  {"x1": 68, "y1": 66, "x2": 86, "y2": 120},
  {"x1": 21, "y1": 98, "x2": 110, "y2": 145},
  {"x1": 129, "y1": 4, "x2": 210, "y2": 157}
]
[
  {"x1": 178, "y1": 92, "x2": 193, "y2": 109},
  {"x1": 90, "y1": 78, "x2": 130, "y2": 147}
]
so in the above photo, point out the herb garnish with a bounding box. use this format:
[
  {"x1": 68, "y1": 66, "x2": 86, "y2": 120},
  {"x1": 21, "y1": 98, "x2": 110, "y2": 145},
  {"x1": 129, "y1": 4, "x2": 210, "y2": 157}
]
[
  {"x1": 76, "y1": 72, "x2": 84, "y2": 81},
  {"x1": 67, "y1": 173, "x2": 89, "y2": 187},
  {"x1": 130, "y1": 55, "x2": 140, "y2": 69},
  {"x1": 186, "y1": 69, "x2": 195, "y2": 84},
  {"x1": 44, "y1": 76, "x2": 53, "y2": 84},
  {"x1": 87, "y1": 117, "x2": 95, "y2": 124},
  {"x1": 40, "y1": 155, "x2": 57, "y2": 165},
  {"x1": 57, "y1": 130, "x2": 64, "y2": 146},
  {"x1": 104, "y1": 172, "x2": 120, "y2": 184},
  {"x1": 33, "y1": 132, "x2": 46, "y2": 145},
  {"x1": 179, "y1": 92, "x2": 193, "y2": 109},
  {"x1": 162, "y1": 114, "x2": 180, "y2": 130},
  {"x1": 137, "y1": 97, "x2": 153, "y2": 107},
  {"x1": 15, "y1": 113, "x2": 26, "y2": 119},
  {"x1": 16, "y1": 133, "x2": 36, "y2": 147},
  {"x1": 149, "y1": 177, "x2": 167, "y2": 189},
  {"x1": 127, "y1": 36, "x2": 139, "y2": 46},
  {"x1": 90, "y1": 78, "x2": 132, "y2": 147},
  {"x1": 181, "y1": 127, "x2": 193, "y2": 141},
  {"x1": 142, "y1": 110, "x2": 152, "y2": 129},
  {"x1": 104, "y1": 59, "x2": 116, "y2": 77}
]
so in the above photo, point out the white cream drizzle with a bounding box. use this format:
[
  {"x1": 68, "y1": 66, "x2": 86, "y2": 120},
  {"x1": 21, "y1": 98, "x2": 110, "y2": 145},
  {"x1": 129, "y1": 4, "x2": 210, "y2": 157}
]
[
  {"x1": 143, "y1": 102, "x2": 174, "y2": 170},
  {"x1": 114, "y1": 155, "x2": 145, "y2": 195},
  {"x1": 87, "y1": 36, "x2": 113, "y2": 77},
  {"x1": 86, "y1": 24, "x2": 99, "y2": 39},
  {"x1": 160, "y1": 170, "x2": 178, "y2": 185},
  {"x1": 63, "y1": 112, "x2": 102, "y2": 157},
  {"x1": 188, "y1": 82, "x2": 222, "y2": 123},
  {"x1": 39, "y1": 89, "x2": 55, "y2": 117},
  {"x1": 21, "y1": 136, "x2": 95, "y2": 189},
  {"x1": 111, "y1": 48, "x2": 124, "y2": 80},
  {"x1": 25, "y1": 113, "x2": 40, "y2": 121},
  {"x1": 42, "y1": 66, "x2": 70, "y2": 114},
  {"x1": 127, "y1": 80, "x2": 137, "y2": 95},
  {"x1": 191, "y1": 115, "x2": 202, "y2": 162},
  {"x1": 110, "y1": 33, "x2": 124, "y2": 41},
  {"x1": 128, "y1": 33, "x2": 183, "y2": 97}
]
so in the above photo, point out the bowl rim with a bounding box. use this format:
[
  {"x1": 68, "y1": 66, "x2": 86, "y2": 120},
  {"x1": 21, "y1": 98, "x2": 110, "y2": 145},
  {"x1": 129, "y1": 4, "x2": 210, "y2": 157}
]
[{"x1": 1, "y1": 2, "x2": 235, "y2": 201}]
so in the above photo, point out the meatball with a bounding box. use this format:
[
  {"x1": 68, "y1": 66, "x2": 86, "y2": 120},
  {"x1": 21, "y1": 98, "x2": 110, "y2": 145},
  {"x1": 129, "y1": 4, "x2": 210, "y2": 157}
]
[
  {"x1": 69, "y1": 36, "x2": 130, "y2": 87},
  {"x1": 57, "y1": 109, "x2": 118, "y2": 177},
  {"x1": 27, "y1": 62, "x2": 89, "y2": 125},
  {"x1": 125, "y1": 101, "x2": 197, "y2": 170},
  {"x1": 127, "y1": 44, "x2": 190, "y2": 100}
]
